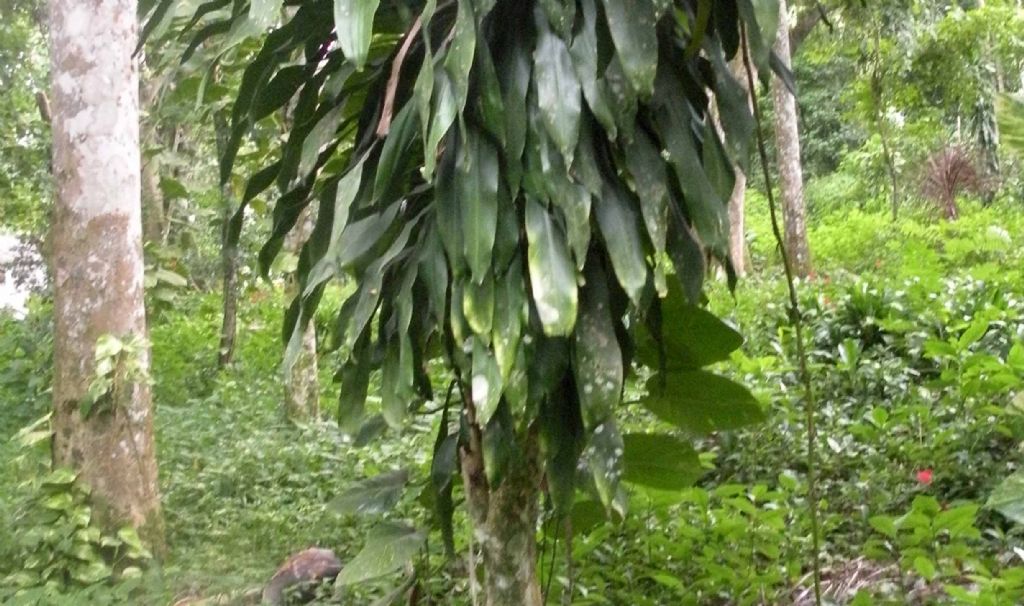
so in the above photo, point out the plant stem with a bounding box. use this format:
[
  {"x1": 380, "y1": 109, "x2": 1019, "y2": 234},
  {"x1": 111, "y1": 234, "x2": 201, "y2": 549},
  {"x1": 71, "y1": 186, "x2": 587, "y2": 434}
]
[{"x1": 741, "y1": 25, "x2": 823, "y2": 606}]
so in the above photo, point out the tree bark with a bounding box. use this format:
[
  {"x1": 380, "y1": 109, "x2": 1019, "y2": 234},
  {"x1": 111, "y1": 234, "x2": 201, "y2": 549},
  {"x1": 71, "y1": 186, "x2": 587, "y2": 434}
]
[
  {"x1": 869, "y1": 25, "x2": 900, "y2": 220},
  {"x1": 283, "y1": 206, "x2": 318, "y2": 419},
  {"x1": 771, "y1": 0, "x2": 813, "y2": 277},
  {"x1": 214, "y1": 112, "x2": 239, "y2": 368},
  {"x1": 727, "y1": 54, "x2": 754, "y2": 277},
  {"x1": 461, "y1": 418, "x2": 543, "y2": 606},
  {"x1": 49, "y1": 0, "x2": 164, "y2": 550},
  {"x1": 140, "y1": 71, "x2": 166, "y2": 246}
]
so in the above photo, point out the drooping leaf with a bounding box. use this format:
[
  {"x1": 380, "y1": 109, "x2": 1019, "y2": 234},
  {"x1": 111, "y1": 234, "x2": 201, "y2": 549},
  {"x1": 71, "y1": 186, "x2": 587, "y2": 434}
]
[
  {"x1": 329, "y1": 469, "x2": 409, "y2": 516},
  {"x1": 381, "y1": 336, "x2": 414, "y2": 428},
  {"x1": 540, "y1": 385, "x2": 585, "y2": 513},
  {"x1": 533, "y1": 15, "x2": 581, "y2": 165},
  {"x1": 622, "y1": 433, "x2": 701, "y2": 490},
  {"x1": 571, "y1": 0, "x2": 618, "y2": 139},
  {"x1": 374, "y1": 103, "x2": 419, "y2": 204},
  {"x1": 586, "y1": 419, "x2": 626, "y2": 517},
  {"x1": 444, "y1": 0, "x2": 477, "y2": 113},
  {"x1": 594, "y1": 181, "x2": 649, "y2": 305},
  {"x1": 498, "y1": 26, "x2": 533, "y2": 194},
  {"x1": 525, "y1": 198, "x2": 578, "y2": 337},
  {"x1": 423, "y1": 71, "x2": 457, "y2": 179},
  {"x1": 458, "y1": 129, "x2": 500, "y2": 284},
  {"x1": 334, "y1": 0, "x2": 382, "y2": 70},
  {"x1": 493, "y1": 260, "x2": 526, "y2": 382},
  {"x1": 249, "y1": 0, "x2": 283, "y2": 29},
  {"x1": 471, "y1": 338, "x2": 503, "y2": 425},
  {"x1": 430, "y1": 420, "x2": 457, "y2": 557},
  {"x1": 665, "y1": 214, "x2": 706, "y2": 304},
  {"x1": 463, "y1": 273, "x2": 495, "y2": 336},
  {"x1": 482, "y1": 401, "x2": 519, "y2": 487},
  {"x1": 335, "y1": 522, "x2": 425, "y2": 586},
  {"x1": 573, "y1": 257, "x2": 623, "y2": 431},
  {"x1": 653, "y1": 66, "x2": 728, "y2": 255},
  {"x1": 337, "y1": 348, "x2": 373, "y2": 433},
  {"x1": 643, "y1": 370, "x2": 764, "y2": 434},
  {"x1": 601, "y1": 0, "x2": 658, "y2": 97},
  {"x1": 624, "y1": 129, "x2": 670, "y2": 292},
  {"x1": 475, "y1": 37, "x2": 506, "y2": 145}
]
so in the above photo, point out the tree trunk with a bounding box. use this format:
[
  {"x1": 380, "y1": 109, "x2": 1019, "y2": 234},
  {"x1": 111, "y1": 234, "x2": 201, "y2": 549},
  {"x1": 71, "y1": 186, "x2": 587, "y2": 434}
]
[
  {"x1": 49, "y1": 0, "x2": 164, "y2": 550},
  {"x1": 217, "y1": 217, "x2": 239, "y2": 367},
  {"x1": 727, "y1": 170, "x2": 748, "y2": 277},
  {"x1": 869, "y1": 25, "x2": 900, "y2": 220},
  {"x1": 771, "y1": 0, "x2": 813, "y2": 277},
  {"x1": 727, "y1": 54, "x2": 753, "y2": 277},
  {"x1": 140, "y1": 72, "x2": 166, "y2": 246},
  {"x1": 461, "y1": 420, "x2": 543, "y2": 606},
  {"x1": 140, "y1": 151, "x2": 165, "y2": 246},
  {"x1": 214, "y1": 112, "x2": 239, "y2": 368},
  {"x1": 283, "y1": 205, "x2": 318, "y2": 419}
]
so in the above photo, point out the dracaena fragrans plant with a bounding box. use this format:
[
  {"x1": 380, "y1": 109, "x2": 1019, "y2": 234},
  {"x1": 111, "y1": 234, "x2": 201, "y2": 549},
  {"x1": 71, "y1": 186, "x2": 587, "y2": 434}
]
[{"x1": 147, "y1": 0, "x2": 786, "y2": 602}]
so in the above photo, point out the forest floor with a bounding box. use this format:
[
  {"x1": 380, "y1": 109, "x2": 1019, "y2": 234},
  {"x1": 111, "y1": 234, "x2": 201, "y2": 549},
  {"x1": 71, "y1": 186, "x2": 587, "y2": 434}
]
[{"x1": 2, "y1": 201, "x2": 1024, "y2": 604}]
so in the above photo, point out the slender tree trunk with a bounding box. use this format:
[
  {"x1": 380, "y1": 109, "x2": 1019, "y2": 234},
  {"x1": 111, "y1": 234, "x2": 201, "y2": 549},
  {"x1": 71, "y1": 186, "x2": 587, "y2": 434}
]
[
  {"x1": 771, "y1": 0, "x2": 813, "y2": 277},
  {"x1": 870, "y1": 26, "x2": 900, "y2": 220},
  {"x1": 283, "y1": 206, "x2": 318, "y2": 419},
  {"x1": 727, "y1": 54, "x2": 754, "y2": 277},
  {"x1": 140, "y1": 153, "x2": 164, "y2": 246},
  {"x1": 49, "y1": 0, "x2": 164, "y2": 550},
  {"x1": 461, "y1": 418, "x2": 543, "y2": 606},
  {"x1": 217, "y1": 211, "x2": 239, "y2": 367},
  {"x1": 140, "y1": 71, "x2": 166, "y2": 246},
  {"x1": 214, "y1": 112, "x2": 239, "y2": 368},
  {"x1": 727, "y1": 172, "x2": 748, "y2": 277}
]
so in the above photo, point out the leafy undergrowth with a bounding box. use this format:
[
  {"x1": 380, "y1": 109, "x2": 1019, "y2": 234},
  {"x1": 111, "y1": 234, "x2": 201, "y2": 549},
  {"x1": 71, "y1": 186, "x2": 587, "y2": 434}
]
[{"x1": 2, "y1": 204, "x2": 1024, "y2": 604}]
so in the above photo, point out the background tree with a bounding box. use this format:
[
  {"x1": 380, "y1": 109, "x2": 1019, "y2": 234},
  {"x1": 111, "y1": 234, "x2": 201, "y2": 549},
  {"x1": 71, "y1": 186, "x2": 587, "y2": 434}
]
[
  {"x1": 49, "y1": 0, "x2": 163, "y2": 546},
  {"x1": 772, "y1": 0, "x2": 813, "y2": 276},
  {"x1": 162, "y1": 0, "x2": 780, "y2": 602}
]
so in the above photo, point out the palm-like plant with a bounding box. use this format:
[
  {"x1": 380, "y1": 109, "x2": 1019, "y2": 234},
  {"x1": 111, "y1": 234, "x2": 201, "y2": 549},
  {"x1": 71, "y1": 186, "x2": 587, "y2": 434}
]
[{"x1": 147, "y1": 0, "x2": 784, "y2": 602}]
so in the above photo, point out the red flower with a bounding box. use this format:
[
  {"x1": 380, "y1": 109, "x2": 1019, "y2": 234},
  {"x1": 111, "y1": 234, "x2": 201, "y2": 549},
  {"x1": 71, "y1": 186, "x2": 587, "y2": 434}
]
[{"x1": 916, "y1": 469, "x2": 933, "y2": 485}]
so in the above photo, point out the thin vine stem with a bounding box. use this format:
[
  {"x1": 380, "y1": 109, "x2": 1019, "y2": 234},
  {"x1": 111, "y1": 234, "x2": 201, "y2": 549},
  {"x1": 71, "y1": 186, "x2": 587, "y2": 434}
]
[{"x1": 739, "y1": 24, "x2": 823, "y2": 606}]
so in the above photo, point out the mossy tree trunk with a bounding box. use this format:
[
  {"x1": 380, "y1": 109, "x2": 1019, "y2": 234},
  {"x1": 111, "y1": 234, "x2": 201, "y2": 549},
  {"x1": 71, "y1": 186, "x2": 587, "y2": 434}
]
[
  {"x1": 49, "y1": 0, "x2": 164, "y2": 551},
  {"x1": 461, "y1": 416, "x2": 543, "y2": 606}
]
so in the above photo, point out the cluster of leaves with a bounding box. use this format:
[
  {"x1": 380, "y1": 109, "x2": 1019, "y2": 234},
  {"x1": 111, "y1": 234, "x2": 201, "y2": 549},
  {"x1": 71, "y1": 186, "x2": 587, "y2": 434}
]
[
  {"x1": 867, "y1": 496, "x2": 1024, "y2": 605},
  {"x1": 551, "y1": 476, "x2": 810, "y2": 605},
  {"x1": 0, "y1": 0, "x2": 50, "y2": 234},
  {"x1": 80, "y1": 334, "x2": 152, "y2": 418},
  {"x1": 0, "y1": 300, "x2": 52, "y2": 434},
  {"x1": 0, "y1": 418, "x2": 153, "y2": 604},
  {"x1": 152, "y1": 0, "x2": 787, "y2": 567}
]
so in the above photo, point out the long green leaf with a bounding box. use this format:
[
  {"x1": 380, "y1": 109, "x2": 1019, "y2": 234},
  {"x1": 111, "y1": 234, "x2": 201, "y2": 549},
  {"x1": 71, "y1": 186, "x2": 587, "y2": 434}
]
[
  {"x1": 573, "y1": 258, "x2": 623, "y2": 431},
  {"x1": 459, "y1": 129, "x2": 500, "y2": 284},
  {"x1": 533, "y1": 16, "x2": 581, "y2": 165},
  {"x1": 525, "y1": 198, "x2": 578, "y2": 337},
  {"x1": 334, "y1": 0, "x2": 381, "y2": 70},
  {"x1": 594, "y1": 181, "x2": 649, "y2": 305},
  {"x1": 601, "y1": 0, "x2": 658, "y2": 97}
]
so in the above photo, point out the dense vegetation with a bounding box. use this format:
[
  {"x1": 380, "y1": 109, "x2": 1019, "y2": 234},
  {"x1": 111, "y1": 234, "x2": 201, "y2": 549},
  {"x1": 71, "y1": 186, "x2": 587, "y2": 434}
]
[{"x1": 3, "y1": 0, "x2": 1024, "y2": 604}]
